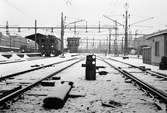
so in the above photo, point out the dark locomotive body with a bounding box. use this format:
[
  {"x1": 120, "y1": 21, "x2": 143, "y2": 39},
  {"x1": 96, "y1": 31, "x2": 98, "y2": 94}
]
[
  {"x1": 26, "y1": 33, "x2": 61, "y2": 57},
  {"x1": 39, "y1": 35, "x2": 61, "y2": 57}
]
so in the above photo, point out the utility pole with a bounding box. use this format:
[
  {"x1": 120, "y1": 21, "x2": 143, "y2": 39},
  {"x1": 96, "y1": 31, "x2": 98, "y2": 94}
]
[
  {"x1": 92, "y1": 35, "x2": 94, "y2": 47},
  {"x1": 61, "y1": 12, "x2": 65, "y2": 57},
  {"x1": 34, "y1": 19, "x2": 37, "y2": 52},
  {"x1": 99, "y1": 39, "x2": 101, "y2": 53},
  {"x1": 98, "y1": 21, "x2": 101, "y2": 32},
  {"x1": 86, "y1": 37, "x2": 88, "y2": 51},
  {"x1": 85, "y1": 21, "x2": 88, "y2": 32},
  {"x1": 114, "y1": 20, "x2": 118, "y2": 56},
  {"x1": 108, "y1": 28, "x2": 111, "y2": 54},
  {"x1": 6, "y1": 21, "x2": 9, "y2": 35},
  {"x1": 135, "y1": 30, "x2": 140, "y2": 58},
  {"x1": 124, "y1": 2, "x2": 129, "y2": 56},
  {"x1": 6, "y1": 21, "x2": 11, "y2": 51},
  {"x1": 106, "y1": 36, "x2": 108, "y2": 56},
  {"x1": 122, "y1": 37, "x2": 124, "y2": 54},
  {"x1": 103, "y1": 15, "x2": 124, "y2": 55},
  {"x1": 74, "y1": 23, "x2": 76, "y2": 35}
]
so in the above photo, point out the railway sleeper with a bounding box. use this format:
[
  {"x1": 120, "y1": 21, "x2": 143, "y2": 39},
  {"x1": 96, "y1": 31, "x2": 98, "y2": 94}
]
[
  {"x1": 51, "y1": 76, "x2": 61, "y2": 80},
  {"x1": 134, "y1": 79, "x2": 166, "y2": 105},
  {"x1": 102, "y1": 60, "x2": 167, "y2": 113},
  {"x1": 135, "y1": 83, "x2": 142, "y2": 90},
  {"x1": 103, "y1": 59, "x2": 167, "y2": 107},
  {"x1": 131, "y1": 80, "x2": 137, "y2": 86},
  {"x1": 120, "y1": 69, "x2": 167, "y2": 105},
  {"x1": 0, "y1": 59, "x2": 83, "y2": 109},
  {"x1": 41, "y1": 80, "x2": 55, "y2": 87},
  {"x1": 0, "y1": 92, "x2": 23, "y2": 109},
  {"x1": 141, "y1": 88, "x2": 158, "y2": 100},
  {"x1": 0, "y1": 85, "x2": 22, "y2": 99},
  {"x1": 126, "y1": 78, "x2": 140, "y2": 87},
  {"x1": 124, "y1": 78, "x2": 132, "y2": 83},
  {"x1": 146, "y1": 70, "x2": 167, "y2": 80},
  {"x1": 2, "y1": 100, "x2": 12, "y2": 109}
]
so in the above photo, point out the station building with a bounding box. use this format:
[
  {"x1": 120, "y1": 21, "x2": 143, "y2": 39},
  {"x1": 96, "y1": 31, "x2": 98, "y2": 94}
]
[
  {"x1": 67, "y1": 37, "x2": 80, "y2": 53},
  {"x1": 142, "y1": 29, "x2": 167, "y2": 65}
]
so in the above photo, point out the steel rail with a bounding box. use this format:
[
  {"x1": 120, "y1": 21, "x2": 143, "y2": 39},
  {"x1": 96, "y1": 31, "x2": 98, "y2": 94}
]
[
  {"x1": 101, "y1": 58, "x2": 167, "y2": 104},
  {"x1": 0, "y1": 58, "x2": 84, "y2": 106},
  {"x1": 0, "y1": 57, "x2": 78, "y2": 81},
  {"x1": 146, "y1": 70, "x2": 167, "y2": 79},
  {"x1": 108, "y1": 57, "x2": 167, "y2": 79},
  {"x1": 121, "y1": 70, "x2": 167, "y2": 103},
  {"x1": 0, "y1": 60, "x2": 25, "y2": 65}
]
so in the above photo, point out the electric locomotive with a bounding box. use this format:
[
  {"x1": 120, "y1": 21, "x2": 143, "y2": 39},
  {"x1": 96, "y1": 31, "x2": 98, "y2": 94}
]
[{"x1": 25, "y1": 33, "x2": 61, "y2": 57}]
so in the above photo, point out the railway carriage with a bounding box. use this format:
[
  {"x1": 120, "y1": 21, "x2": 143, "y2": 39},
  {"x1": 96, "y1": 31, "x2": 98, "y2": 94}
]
[{"x1": 0, "y1": 32, "x2": 32, "y2": 52}]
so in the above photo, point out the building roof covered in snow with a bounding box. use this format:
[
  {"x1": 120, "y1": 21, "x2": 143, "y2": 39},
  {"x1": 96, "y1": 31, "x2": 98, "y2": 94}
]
[{"x1": 145, "y1": 29, "x2": 167, "y2": 40}]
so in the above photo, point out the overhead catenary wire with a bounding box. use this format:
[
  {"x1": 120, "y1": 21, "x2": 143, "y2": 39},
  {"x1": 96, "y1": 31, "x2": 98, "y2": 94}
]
[
  {"x1": 2, "y1": 0, "x2": 35, "y2": 21},
  {"x1": 3, "y1": 0, "x2": 25, "y2": 15},
  {"x1": 130, "y1": 17, "x2": 154, "y2": 26}
]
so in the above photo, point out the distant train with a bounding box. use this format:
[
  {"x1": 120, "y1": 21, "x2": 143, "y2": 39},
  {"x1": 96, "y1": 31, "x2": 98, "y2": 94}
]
[{"x1": 26, "y1": 33, "x2": 61, "y2": 57}]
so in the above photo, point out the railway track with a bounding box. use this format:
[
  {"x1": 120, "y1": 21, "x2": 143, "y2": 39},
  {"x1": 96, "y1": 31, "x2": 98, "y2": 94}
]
[
  {"x1": 108, "y1": 57, "x2": 167, "y2": 79},
  {"x1": 0, "y1": 57, "x2": 84, "y2": 108},
  {"x1": 100, "y1": 57, "x2": 167, "y2": 105},
  {"x1": 1, "y1": 55, "x2": 166, "y2": 112},
  {"x1": 0, "y1": 57, "x2": 79, "y2": 81},
  {"x1": 106, "y1": 57, "x2": 167, "y2": 95}
]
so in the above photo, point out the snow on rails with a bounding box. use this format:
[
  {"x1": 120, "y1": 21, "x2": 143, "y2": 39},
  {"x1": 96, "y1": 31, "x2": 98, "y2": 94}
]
[{"x1": 0, "y1": 54, "x2": 167, "y2": 113}]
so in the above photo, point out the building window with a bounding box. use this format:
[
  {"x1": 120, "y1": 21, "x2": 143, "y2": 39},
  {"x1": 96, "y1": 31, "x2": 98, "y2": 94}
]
[{"x1": 155, "y1": 41, "x2": 159, "y2": 56}]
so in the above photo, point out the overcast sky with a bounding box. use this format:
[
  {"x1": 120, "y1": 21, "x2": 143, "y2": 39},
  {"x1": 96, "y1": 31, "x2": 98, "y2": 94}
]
[{"x1": 1, "y1": 0, "x2": 167, "y2": 37}]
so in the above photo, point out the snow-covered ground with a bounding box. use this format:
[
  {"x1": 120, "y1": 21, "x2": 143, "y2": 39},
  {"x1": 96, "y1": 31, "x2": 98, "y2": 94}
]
[
  {"x1": 1, "y1": 55, "x2": 166, "y2": 113},
  {"x1": 0, "y1": 53, "x2": 81, "y2": 78}
]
